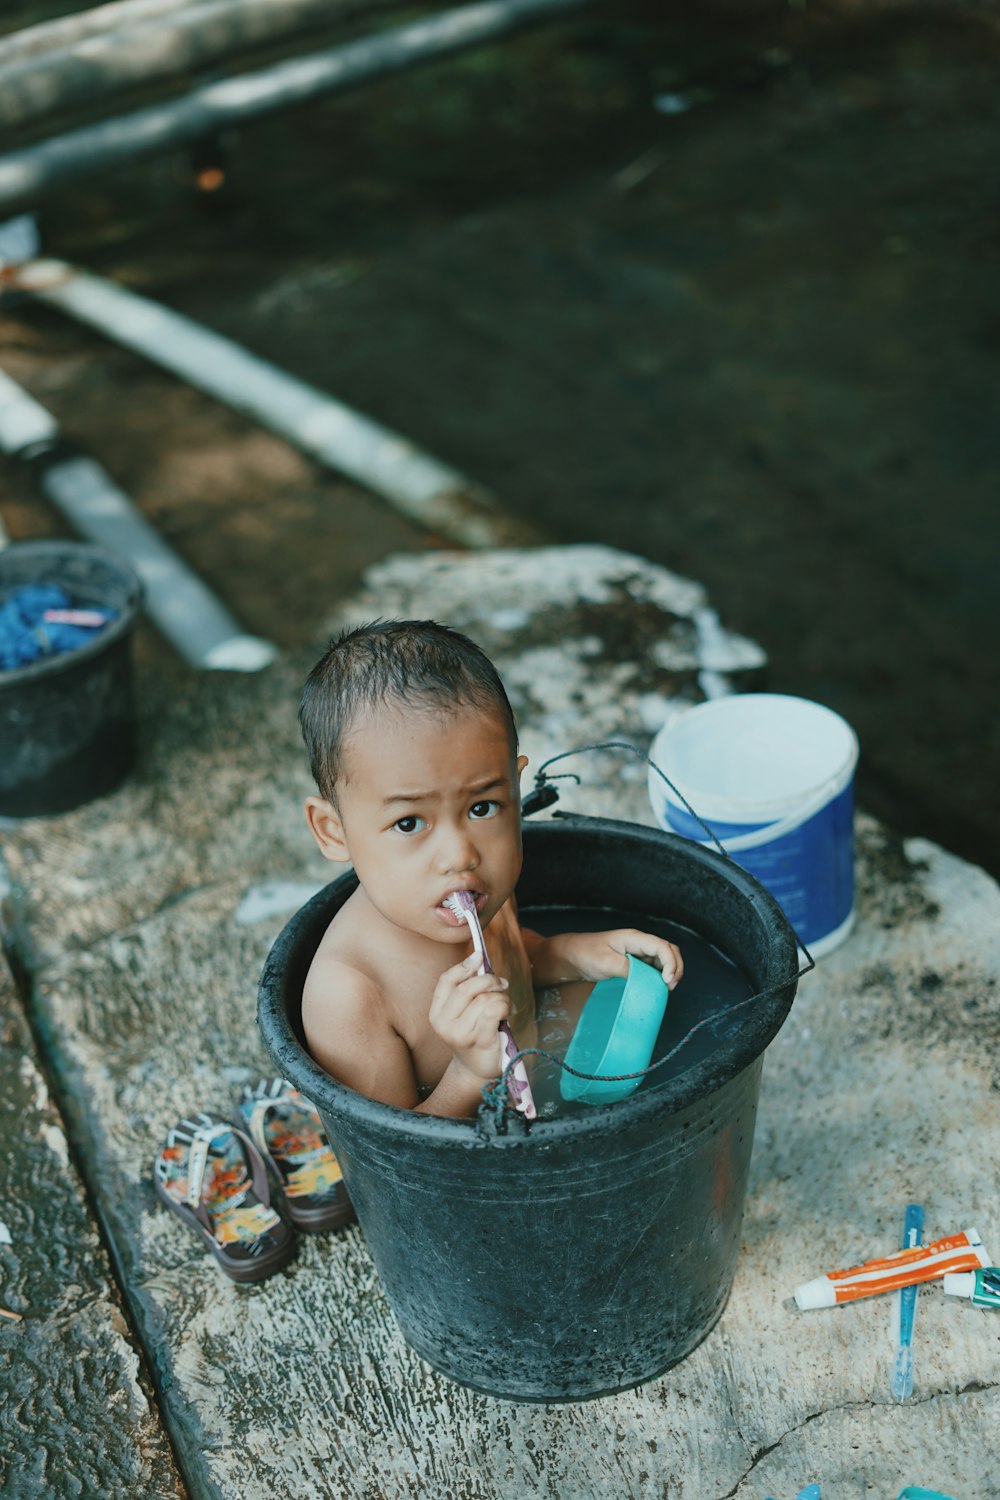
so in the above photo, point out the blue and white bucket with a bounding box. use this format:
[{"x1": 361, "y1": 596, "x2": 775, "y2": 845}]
[{"x1": 648, "y1": 694, "x2": 859, "y2": 957}]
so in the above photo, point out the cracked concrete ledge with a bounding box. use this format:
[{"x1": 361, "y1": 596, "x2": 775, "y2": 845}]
[
  {"x1": 725, "y1": 1386, "x2": 999, "y2": 1498},
  {"x1": 1, "y1": 545, "x2": 998, "y2": 1499},
  {"x1": 0, "y1": 953, "x2": 184, "y2": 1500}
]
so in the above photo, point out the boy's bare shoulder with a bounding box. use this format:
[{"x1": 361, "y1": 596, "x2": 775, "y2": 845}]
[
  {"x1": 301, "y1": 941, "x2": 396, "y2": 1078},
  {"x1": 301, "y1": 925, "x2": 423, "y2": 1100},
  {"x1": 302, "y1": 940, "x2": 386, "y2": 1027},
  {"x1": 303, "y1": 894, "x2": 382, "y2": 997}
]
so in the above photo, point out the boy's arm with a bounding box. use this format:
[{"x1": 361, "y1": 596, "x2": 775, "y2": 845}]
[
  {"x1": 302, "y1": 960, "x2": 423, "y2": 1110},
  {"x1": 522, "y1": 927, "x2": 684, "y2": 990},
  {"x1": 302, "y1": 954, "x2": 511, "y2": 1118}
]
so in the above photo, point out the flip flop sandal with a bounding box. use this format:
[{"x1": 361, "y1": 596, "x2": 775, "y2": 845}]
[
  {"x1": 233, "y1": 1078, "x2": 355, "y2": 1234},
  {"x1": 153, "y1": 1112, "x2": 296, "y2": 1283}
]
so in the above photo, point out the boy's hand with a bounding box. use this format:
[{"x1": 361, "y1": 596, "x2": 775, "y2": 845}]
[
  {"x1": 558, "y1": 929, "x2": 684, "y2": 990},
  {"x1": 429, "y1": 953, "x2": 512, "y2": 1082}
]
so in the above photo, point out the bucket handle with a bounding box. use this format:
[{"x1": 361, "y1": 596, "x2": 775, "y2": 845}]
[
  {"x1": 526, "y1": 739, "x2": 742, "y2": 860},
  {"x1": 482, "y1": 740, "x2": 817, "y2": 1134},
  {"x1": 481, "y1": 955, "x2": 800, "y2": 1135},
  {"x1": 526, "y1": 739, "x2": 816, "y2": 972}
]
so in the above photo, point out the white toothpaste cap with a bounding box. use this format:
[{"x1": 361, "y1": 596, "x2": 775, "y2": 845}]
[
  {"x1": 793, "y1": 1276, "x2": 837, "y2": 1311},
  {"x1": 942, "y1": 1272, "x2": 976, "y2": 1298}
]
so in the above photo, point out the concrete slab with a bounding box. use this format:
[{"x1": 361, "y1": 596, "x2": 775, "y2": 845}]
[
  {"x1": 0, "y1": 954, "x2": 184, "y2": 1500},
  {"x1": 1, "y1": 545, "x2": 997, "y2": 1499}
]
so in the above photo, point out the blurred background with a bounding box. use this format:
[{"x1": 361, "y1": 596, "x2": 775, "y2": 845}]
[{"x1": 1, "y1": 0, "x2": 997, "y2": 875}]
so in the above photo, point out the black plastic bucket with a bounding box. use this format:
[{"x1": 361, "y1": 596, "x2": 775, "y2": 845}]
[
  {"x1": 258, "y1": 815, "x2": 799, "y2": 1402},
  {"x1": 0, "y1": 541, "x2": 143, "y2": 817}
]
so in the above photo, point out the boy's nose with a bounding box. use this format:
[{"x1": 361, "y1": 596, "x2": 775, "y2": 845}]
[{"x1": 436, "y1": 826, "x2": 480, "y2": 874}]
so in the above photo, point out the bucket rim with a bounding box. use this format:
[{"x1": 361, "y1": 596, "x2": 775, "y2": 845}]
[
  {"x1": 258, "y1": 815, "x2": 801, "y2": 1149},
  {"x1": 649, "y1": 692, "x2": 859, "y2": 824},
  {"x1": 0, "y1": 539, "x2": 144, "y2": 687}
]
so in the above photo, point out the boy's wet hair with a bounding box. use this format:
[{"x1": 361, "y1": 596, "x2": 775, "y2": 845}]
[{"x1": 300, "y1": 619, "x2": 518, "y2": 802}]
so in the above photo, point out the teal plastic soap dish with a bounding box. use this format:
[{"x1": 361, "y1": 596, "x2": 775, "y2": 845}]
[{"x1": 560, "y1": 955, "x2": 670, "y2": 1105}]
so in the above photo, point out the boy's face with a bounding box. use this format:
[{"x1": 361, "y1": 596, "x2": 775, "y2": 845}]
[{"x1": 306, "y1": 701, "x2": 527, "y2": 947}]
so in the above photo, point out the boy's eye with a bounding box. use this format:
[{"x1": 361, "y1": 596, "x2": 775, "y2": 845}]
[
  {"x1": 469, "y1": 800, "x2": 500, "y2": 820},
  {"x1": 393, "y1": 815, "x2": 426, "y2": 834}
]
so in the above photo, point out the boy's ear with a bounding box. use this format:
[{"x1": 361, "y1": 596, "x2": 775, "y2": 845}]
[
  {"x1": 516, "y1": 754, "x2": 529, "y2": 781},
  {"x1": 305, "y1": 797, "x2": 351, "y2": 863}
]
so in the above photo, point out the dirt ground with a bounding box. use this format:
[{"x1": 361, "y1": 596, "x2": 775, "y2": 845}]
[{"x1": 1, "y1": 0, "x2": 998, "y2": 877}]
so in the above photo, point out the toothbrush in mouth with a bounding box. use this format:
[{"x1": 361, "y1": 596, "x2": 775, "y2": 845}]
[{"x1": 443, "y1": 890, "x2": 537, "y2": 1119}]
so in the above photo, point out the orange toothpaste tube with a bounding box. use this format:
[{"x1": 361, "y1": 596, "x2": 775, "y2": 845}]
[{"x1": 794, "y1": 1227, "x2": 991, "y2": 1310}]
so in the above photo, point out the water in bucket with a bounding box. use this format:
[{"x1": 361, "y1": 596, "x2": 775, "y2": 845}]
[
  {"x1": 529, "y1": 908, "x2": 754, "y2": 1118},
  {"x1": 648, "y1": 694, "x2": 859, "y2": 956}
]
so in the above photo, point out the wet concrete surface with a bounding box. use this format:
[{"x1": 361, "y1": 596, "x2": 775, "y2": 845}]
[
  {"x1": 0, "y1": 939, "x2": 184, "y2": 1499},
  {"x1": 0, "y1": 543, "x2": 997, "y2": 1499}
]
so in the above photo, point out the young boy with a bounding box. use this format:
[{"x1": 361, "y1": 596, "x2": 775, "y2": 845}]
[{"x1": 299, "y1": 620, "x2": 683, "y2": 1118}]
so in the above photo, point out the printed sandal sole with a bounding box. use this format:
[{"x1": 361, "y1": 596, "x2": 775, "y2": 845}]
[
  {"x1": 152, "y1": 1133, "x2": 296, "y2": 1284},
  {"x1": 233, "y1": 1086, "x2": 356, "y2": 1235}
]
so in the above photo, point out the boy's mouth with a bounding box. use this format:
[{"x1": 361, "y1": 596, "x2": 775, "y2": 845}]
[{"x1": 437, "y1": 888, "x2": 487, "y2": 925}]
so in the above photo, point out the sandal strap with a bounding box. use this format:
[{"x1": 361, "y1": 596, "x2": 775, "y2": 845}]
[
  {"x1": 245, "y1": 1083, "x2": 313, "y2": 1161},
  {"x1": 186, "y1": 1120, "x2": 270, "y2": 1211},
  {"x1": 186, "y1": 1122, "x2": 231, "y2": 1207},
  {"x1": 246, "y1": 1098, "x2": 277, "y2": 1161}
]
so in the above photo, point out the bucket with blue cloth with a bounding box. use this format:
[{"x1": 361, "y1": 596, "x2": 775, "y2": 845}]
[
  {"x1": 0, "y1": 582, "x2": 116, "y2": 671},
  {"x1": 648, "y1": 694, "x2": 859, "y2": 956},
  {"x1": 0, "y1": 541, "x2": 142, "y2": 817}
]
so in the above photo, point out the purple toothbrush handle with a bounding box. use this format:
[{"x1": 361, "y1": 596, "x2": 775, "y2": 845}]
[
  {"x1": 499, "y1": 1020, "x2": 536, "y2": 1118},
  {"x1": 451, "y1": 894, "x2": 535, "y2": 1117}
]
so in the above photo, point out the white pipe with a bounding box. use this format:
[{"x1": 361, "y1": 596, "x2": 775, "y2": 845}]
[
  {"x1": 0, "y1": 365, "x2": 54, "y2": 451},
  {"x1": 0, "y1": 0, "x2": 383, "y2": 131},
  {"x1": 0, "y1": 0, "x2": 593, "y2": 213},
  {"x1": 12, "y1": 259, "x2": 535, "y2": 550},
  {"x1": 0, "y1": 1, "x2": 202, "y2": 67},
  {"x1": 0, "y1": 366, "x2": 277, "y2": 671}
]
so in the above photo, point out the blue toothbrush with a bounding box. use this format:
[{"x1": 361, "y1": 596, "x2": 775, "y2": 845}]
[{"x1": 891, "y1": 1203, "x2": 924, "y2": 1400}]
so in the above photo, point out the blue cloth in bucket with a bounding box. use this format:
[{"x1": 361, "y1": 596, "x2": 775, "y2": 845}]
[{"x1": 0, "y1": 585, "x2": 116, "y2": 672}]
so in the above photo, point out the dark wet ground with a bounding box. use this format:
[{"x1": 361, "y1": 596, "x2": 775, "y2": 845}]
[{"x1": 1, "y1": 1, "x2": 998, "y2": 875}]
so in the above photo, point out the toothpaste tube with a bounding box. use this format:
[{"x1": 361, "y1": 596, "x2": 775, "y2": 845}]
[
  {"x1": 943, "y1": 1266, "x2": 1000, "y2": 1308},
  {"x1": 794, "y1": 1228, "x2": 990, "y2": 1310}
]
